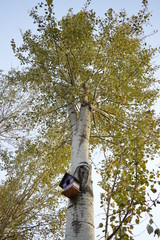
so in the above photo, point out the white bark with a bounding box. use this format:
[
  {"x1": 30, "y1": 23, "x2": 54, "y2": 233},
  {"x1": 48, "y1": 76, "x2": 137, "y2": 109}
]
[{"x1": 65, "y1": 104, "x2": 95, "y2": 240}]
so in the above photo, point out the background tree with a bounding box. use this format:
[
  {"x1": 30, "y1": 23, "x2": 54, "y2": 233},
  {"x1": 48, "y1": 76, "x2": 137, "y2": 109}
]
[
  {"x1": 0, "y1": 70, "x2": 30, "y2": 145},
  {"x1": 2, "y1": 0, "x2": 160, "y2": 239},
  {"x1": 0, "y1": 70, "x2": 69, "y2": 239},
  {"x1": 0, "y1": 134, "x2": 70, "y2": 239}
]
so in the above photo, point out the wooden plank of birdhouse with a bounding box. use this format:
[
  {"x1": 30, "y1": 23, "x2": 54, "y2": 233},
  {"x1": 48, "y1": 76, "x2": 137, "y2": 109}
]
[{"x1": 62, "y1": 185, "x2": 81, "y2": 199}]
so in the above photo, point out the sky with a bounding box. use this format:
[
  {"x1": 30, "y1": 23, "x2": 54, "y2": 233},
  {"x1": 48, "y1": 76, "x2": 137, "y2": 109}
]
[{"x1": 0, "y1": 0, "x2": 160, "y2": 239}]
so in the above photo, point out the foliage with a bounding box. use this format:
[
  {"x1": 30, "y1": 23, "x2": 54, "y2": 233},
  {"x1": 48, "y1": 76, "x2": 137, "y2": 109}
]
[
  {"x1": 0, "y1": 134, "x2": 70, "y2": 239},
  {"x1": 147, "y1": 218, "x2": 160, "y2": 237},
  {"x1": 0, "y1": 70, "x2": 31, "y2": 146},
  {"x1": 1, "y1": 0, "x2": 160, "y2": 239},
  {"x1": 0, "y1": 65, "x2": 71, "y2": 239}
]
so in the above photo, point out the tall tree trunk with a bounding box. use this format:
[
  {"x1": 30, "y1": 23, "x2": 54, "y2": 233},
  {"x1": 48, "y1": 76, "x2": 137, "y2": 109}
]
[{"x1": 65, "y1": 103, "x2": 95, "y2": 240}]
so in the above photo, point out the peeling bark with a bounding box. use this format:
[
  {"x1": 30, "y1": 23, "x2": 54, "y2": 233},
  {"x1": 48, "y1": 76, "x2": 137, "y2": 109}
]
[{"x1": 65, "y1": 104, "x2": 95, "y2": 240}]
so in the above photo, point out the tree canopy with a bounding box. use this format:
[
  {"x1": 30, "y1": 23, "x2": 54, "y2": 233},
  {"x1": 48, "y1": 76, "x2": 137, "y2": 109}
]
[{"x1": 0, "y1": 0, "x2": 160, "y2": 239}]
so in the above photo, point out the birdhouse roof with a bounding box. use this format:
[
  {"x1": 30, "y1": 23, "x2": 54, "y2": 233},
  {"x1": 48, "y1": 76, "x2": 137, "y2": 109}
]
[{"x1": 59, "y1": 172, "x2": 80, "y2": 188}]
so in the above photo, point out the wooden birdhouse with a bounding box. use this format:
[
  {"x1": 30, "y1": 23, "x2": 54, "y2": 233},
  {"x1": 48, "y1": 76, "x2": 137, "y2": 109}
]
[{"x1": 59, "y1": 172, "x2": 81, "y2": 199}]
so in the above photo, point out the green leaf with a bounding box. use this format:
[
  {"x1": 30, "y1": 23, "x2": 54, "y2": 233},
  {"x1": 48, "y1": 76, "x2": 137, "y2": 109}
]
[
  {"x1": 98, "y1": 223, "x2": 103, "y2": 228},
  {"x1": 46, "y1": 0, "x2": 53, "y2": 5},
  {"x1": 147, "y1": 224, "x2": 154, "y2": 235},
  {"x1": 149, "y1": 219, "x2": 154, "y2": 225},
  {"x1": 154, "y1": 228, "x2": 160, "y2": 237}
]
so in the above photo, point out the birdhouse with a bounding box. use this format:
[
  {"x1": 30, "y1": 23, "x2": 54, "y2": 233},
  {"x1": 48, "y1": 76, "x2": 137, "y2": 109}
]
[{"x1": 59, "y1": 172, "x2": 81, "y2": 199}]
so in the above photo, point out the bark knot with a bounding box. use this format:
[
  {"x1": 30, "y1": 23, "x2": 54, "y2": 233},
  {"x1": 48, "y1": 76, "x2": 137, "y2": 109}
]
[{"x1": 73, "y1": 163, "x2": 93, "y2": 196}]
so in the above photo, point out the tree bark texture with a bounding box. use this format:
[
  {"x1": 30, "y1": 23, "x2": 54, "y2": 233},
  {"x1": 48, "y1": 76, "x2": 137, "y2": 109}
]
[{"x1": 65, "y1": 104, "x2": 95, "y2": 240}]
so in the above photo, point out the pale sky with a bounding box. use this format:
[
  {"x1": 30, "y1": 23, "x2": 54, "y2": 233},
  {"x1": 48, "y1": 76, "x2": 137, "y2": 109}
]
[{"x1": 0, "y1": 1, "x2": 160, "y2": 239}]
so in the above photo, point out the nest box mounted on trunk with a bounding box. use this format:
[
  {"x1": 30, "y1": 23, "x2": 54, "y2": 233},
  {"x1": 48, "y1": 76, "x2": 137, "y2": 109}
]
[{"x1": 59, "y1": 172, "x2": 81, "y2": 199}]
